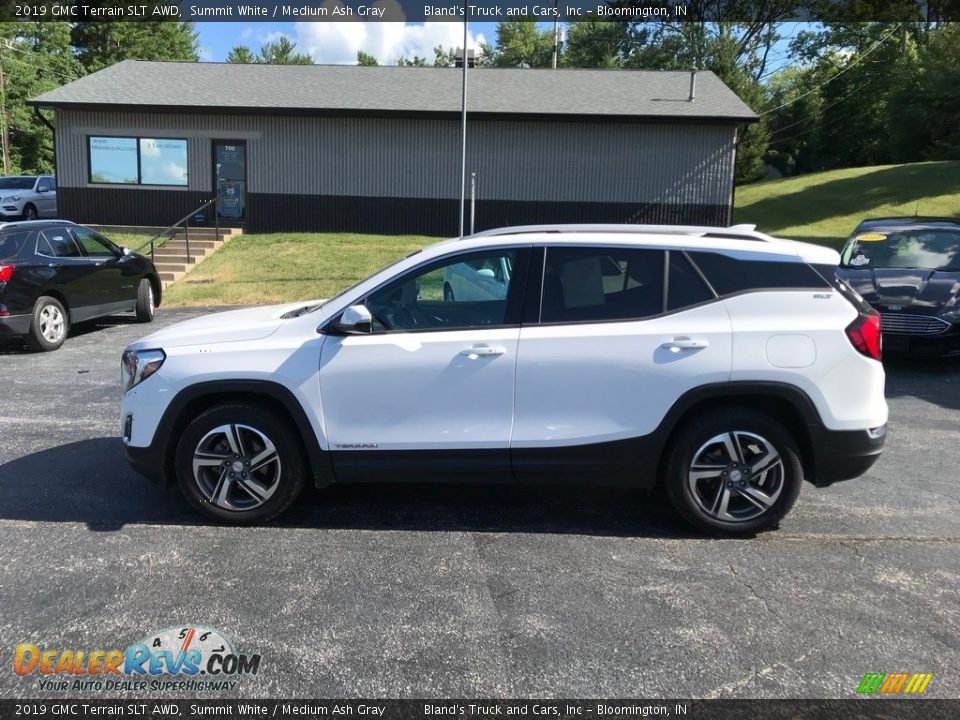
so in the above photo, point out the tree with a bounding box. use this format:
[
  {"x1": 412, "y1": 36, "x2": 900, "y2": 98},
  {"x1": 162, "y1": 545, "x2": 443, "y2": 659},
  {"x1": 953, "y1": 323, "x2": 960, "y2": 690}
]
[
  {"x1": 226, "y1": 45, "x2": 256, "y2": 64},
  {"x1": 356, "y1": 50, "x2": 379, "y2": 66},
  {"x1": 71, "y1": 20, "x2": 199, "y2": 73},
  {"x1": 1, "y1": 21, "x2": 83, "y2": 174},
  {"x1": 256, "y1": 36, "x2": 313, "y2": 65},
  {"x1": 485, "y1": 21, "x2": 554, "y2": 68}
]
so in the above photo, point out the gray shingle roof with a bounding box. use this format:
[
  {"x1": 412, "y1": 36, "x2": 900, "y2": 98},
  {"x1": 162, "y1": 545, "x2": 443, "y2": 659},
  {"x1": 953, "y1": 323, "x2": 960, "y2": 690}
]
[{"x1": 31, "y1": 60, "x2": 757, "y2": 121}]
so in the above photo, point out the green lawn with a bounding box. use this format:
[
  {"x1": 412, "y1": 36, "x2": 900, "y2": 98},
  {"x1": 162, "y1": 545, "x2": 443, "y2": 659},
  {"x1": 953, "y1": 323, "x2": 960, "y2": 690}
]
[
  {"x1": 159, "y1": 161, "x2": 960, "y2": 307},
  {"x1": 164, "y1": 232, "x2": 437, "y2": 307},
  {"x1": 734, "y1": 160, "x2": 960, "y2": 248}
]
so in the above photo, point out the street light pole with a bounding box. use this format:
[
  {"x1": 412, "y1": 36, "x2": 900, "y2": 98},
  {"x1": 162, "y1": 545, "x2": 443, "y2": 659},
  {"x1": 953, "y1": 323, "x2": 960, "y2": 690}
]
[
  {"x1": 0, "y1": 40, "x2": 11, "y2": 175},
  {"x1": 458, "y1": 13, "x2": 469, "y2": 237}
]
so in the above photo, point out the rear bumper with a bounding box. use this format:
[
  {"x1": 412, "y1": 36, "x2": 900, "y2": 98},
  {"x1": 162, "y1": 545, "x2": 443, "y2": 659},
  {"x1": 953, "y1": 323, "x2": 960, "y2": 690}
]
[
  {"x1": 0, "y1": 313, "x2": 31, "y2": 336},
  {"x1": 808, "y1": 423, "x2": 887, "y2": 487}
]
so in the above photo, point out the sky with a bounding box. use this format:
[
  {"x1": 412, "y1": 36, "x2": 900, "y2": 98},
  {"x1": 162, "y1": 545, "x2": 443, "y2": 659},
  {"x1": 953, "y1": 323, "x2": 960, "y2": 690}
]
[{"x1": 196, "y1": 21, "x2": 503, "y2": 64}]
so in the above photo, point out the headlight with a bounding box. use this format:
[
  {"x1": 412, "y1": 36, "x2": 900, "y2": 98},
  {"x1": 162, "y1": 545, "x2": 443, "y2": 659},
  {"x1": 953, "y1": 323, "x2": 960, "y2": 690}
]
[
  {"x1": 120, "y1": 348, "x2": 165, "y2": 393},
  {"x1": 2, "y1": 196, "x2": 21, "y2": 203}
]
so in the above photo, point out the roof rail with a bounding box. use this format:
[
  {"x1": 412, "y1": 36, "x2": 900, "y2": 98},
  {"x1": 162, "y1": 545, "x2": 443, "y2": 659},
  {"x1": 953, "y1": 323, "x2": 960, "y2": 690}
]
[
  {"x1": 0, "y1": 219, "x2": 75, "y2": 230},
  {"x1": 464, "y1": 223, "x2": 775, "y2": 243}
]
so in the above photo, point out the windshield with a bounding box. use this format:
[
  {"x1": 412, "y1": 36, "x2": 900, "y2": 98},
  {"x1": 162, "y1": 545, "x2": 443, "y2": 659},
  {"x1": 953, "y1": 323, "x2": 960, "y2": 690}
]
[
  {"x1": 841, "y1": 229, "x2": 960, "y2": 271},
  {"x1": 0, "y1": 177, "x2": 35, "y2": 191}
]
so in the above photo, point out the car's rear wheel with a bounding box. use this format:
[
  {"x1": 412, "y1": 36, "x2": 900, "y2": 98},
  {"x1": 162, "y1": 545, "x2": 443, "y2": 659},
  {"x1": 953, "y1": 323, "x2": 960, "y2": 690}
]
[
  {"x1": 26, "y1": 296, "x2": 67, "y2": 351},
  {"x1": 135, "y1": 278, "x2": 155, "y2": 322},
  {"x1": 22, "y1": 204, "x2": 38, "y2": 221},
  {"x1": 664, "y1": 408, "x2": 803, "y2": 536},
  {"x1": 174, "y1": 403, "x2": 307, "y2": 524}
]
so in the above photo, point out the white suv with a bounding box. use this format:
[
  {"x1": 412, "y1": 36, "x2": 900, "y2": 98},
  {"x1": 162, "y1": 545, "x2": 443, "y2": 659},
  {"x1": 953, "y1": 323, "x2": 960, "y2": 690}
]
[{"x1": 120, "y1": 225, "x2": 887, "y2": 536}]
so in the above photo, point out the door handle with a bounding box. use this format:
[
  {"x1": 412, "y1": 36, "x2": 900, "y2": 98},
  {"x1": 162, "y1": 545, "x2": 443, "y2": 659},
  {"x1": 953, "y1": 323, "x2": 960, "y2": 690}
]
[
  {"x1": 661, "y1": 338, "x2": 710, "y2": 351},
  {"x1": 459, "y1": 344, "x2": 505, "y2": 358}
]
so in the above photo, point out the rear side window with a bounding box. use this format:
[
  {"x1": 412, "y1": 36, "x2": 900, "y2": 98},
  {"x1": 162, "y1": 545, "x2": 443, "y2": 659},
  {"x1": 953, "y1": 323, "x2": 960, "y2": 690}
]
[
  {"x1": 0, "y1": 230, "x2": 33, "y2": 260},
  {"x1": 541, "y1": 247, "x2": 665, "y2": 323},
  {"x1": 39, "y1": 230, "x2": 82, "y2": 258},
  {"x1": 668, "y1": 252, "x2": 715, "y2": 310},
  {"x1": 687, "y1": 252, "x2": 829, "y2": 296}
]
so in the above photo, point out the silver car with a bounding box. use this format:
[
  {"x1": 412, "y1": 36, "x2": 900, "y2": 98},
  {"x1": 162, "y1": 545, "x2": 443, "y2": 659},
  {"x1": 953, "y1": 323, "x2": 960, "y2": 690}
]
[
  {"x1": 442, "y1": 254, "x2": 512, "y2": 302},
  {"x1": 0, "y1": 175, "x2": 58, "y2": 220}
]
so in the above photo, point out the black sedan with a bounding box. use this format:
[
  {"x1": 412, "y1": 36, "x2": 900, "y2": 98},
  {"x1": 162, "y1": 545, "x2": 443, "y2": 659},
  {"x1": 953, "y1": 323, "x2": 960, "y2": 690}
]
[
  {"x1": 836, "y1": 217, "x2": 960, "y2": 357},
  {"x1": 0, "y1": 220, "x2": 161, "y2": 351}
]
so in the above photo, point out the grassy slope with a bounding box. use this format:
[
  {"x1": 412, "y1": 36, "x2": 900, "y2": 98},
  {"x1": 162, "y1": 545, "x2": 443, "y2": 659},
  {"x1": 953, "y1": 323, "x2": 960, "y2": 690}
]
[
  {"x1": 734, "y1": 160, "x2": 960, "y2": 248},
  {"x1": 163, "y1": 232, "x2": 436, "y2": 307}
]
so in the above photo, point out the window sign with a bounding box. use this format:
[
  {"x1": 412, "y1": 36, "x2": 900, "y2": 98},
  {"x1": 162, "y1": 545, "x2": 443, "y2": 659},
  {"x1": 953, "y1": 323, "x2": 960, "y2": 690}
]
[
  {"x1": 89, "y1": 137, "x2": 138, "y2": 185},
  {"x1": 139, "y1": 138, "x2": 188, "y2": 186},
  {"x1": 88, "y1": 136, "x2": 188, "y2": 186}
]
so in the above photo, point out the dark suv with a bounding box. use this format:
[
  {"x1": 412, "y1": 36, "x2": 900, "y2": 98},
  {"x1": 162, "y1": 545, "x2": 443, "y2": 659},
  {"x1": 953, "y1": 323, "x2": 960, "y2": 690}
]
[{"x1": 0, "y1": 220, "x2": 161, "y2": 351}]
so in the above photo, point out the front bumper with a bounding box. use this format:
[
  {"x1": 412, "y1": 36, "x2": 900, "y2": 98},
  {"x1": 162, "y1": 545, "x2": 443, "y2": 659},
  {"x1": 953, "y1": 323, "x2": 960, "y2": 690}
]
[
  {"x1": 809, "y1": 423, "x2": 887, "y2": 487},
  {"x1": 125, "y1": 442, "x2": 167, "y2": 485},
  {"x1": 0, "y1": 205, "x2": 24, "y2": 219},
  {"x1": 882, "y1": 329, "x2": 960, "y2": 357},
  {"x1": 0, "y1": 313, "x2": 32, "y2": 336}
]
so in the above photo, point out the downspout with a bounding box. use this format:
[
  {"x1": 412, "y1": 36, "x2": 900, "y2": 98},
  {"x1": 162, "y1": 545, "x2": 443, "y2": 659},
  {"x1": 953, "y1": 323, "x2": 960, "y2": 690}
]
[{"x1": 33, "y1": 106, "x2": 57, "y2": 179}]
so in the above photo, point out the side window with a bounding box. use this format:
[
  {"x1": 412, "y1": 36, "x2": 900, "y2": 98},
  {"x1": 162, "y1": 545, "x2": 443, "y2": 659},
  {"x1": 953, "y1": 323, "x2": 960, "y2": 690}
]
[
  {"x1": 46, "y1": 177, "x2": 56, "y2": 191},
  {"x1": 40, "y1": 230, "x2": 82, "y2": 258},
  {"x1": 35, "y1": 178, "x2": 49, "y2": 192},
  {"x1": 0, "y1": 230, "x2": 33, "y2": 259},
  {"x1": 541, "y1": 247, "x2": 665, "y2": 323},
  {"x1": 71, "y1": 227, "x2": 116, "y2": 257},
  {"x1": 687, "y1": 252, "x2": 830, "y2": 296},
  {"x1": 667, "y1": 251, "x2": 715, "y2": 311},
  {"x1": 364, "y1": 249, "x2": 519, "y2": 332}
]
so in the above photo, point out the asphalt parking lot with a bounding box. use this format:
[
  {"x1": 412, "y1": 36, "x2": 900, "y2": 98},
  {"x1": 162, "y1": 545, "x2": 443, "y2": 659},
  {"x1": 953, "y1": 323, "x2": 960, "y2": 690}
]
[{"x1": 0, "y1": 307, "x2": 958, "y2": 699}]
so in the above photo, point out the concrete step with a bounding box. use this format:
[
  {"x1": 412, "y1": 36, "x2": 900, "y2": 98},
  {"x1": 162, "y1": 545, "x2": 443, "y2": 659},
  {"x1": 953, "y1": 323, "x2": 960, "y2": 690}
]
[
  {"x1": 150, "y1": 255, "x2": 201, "y2": 264},
  {"x1": 154, "y1": 262, "x2": 194, "y2": 273},
  {"x1": 155, "y1": 239, "x2": 220, "y2": 250}
]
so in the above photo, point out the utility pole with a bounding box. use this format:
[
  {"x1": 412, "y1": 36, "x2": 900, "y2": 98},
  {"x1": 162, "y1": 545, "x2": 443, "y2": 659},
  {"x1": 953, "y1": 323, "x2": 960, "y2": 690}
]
[
  {"x1": 458, "y1": 13, "x2": 468, "y2": 237},
  {"x1": 0, "y1": 40, "x2": 11, "y2": 175},
  {"x1": 552, "y1": 0, "x2": 559, "y2": 69}
]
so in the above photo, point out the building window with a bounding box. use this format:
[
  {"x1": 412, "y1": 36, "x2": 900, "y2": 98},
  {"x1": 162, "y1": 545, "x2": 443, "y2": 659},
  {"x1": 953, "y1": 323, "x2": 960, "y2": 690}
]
[{"x1": 88, "y1": 136, "x2": 188, "y2": 187}]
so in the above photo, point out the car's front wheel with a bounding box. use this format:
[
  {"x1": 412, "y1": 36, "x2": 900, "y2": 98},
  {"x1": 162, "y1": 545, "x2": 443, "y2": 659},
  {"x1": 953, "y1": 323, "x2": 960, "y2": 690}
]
[
  {"x1": 664, "y1": 408, "x2": 803, "y2": 536},
  {"x1": 22, "y1": 204, "x2": 38, "y2": 221},
  {"x1": 174, "y1": 403, "x2": 307, "y2": 524}
]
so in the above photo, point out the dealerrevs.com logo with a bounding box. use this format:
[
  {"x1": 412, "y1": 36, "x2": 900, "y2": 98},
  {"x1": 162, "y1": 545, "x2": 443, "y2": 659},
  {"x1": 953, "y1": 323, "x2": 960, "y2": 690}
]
[{"x1": 14, "y1": 625, "x2": 261, "y2": 692}]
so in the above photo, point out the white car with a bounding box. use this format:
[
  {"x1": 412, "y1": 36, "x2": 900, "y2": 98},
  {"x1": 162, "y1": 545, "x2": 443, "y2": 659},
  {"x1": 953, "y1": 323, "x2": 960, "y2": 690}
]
[
  {"x1": 442, "y1": 255, "x2": 512, "y2": 301},
  {"x1": 120, "y1": 224, "x2": 888, "y2": 536},
  {"x1": 0, "y1": 175, "x2": 57, "y2": 220}
]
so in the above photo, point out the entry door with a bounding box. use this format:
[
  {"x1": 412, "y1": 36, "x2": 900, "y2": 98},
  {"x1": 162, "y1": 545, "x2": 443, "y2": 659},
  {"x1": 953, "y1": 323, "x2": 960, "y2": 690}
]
[
  {"x1": 213, "y1": 141, "x2": 246, "y2": 220},
  {"x1": 318, "y1": 247, "x2": 529, "y2": 483}
]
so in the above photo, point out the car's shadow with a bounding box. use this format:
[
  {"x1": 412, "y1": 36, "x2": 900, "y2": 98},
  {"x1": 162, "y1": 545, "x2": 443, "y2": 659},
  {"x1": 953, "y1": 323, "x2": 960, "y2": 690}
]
[
  {"x1": 0, "y1": 437, "x2": 698, "y2": 538},
  {"x1": 883, "y1": 355, "x2": 960, "y2": 411},
  {"x1": 0, "y1": 315, "x2": 139, "y2": 354}
]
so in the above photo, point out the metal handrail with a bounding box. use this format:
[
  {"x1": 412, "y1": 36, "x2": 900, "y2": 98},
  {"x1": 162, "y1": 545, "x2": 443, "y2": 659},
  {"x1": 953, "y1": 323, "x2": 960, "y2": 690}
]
[{"x1": 133, "y1": 195, "x2": 222, "y2": 263}]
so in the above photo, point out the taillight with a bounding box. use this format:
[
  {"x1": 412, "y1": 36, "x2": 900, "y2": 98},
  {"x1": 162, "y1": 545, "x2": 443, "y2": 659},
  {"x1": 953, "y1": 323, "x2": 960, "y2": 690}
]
[
  {"x1": 846, "y1": 312, "x2": 882, "y2": 361},
  {"x1": 0, "y1": 264, "x2": 14, "y2": 282}
]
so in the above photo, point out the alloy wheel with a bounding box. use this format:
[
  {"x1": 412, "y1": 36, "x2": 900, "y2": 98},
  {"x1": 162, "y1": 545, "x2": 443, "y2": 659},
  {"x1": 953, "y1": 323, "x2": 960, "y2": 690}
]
[
  {"x1": 192, "y1": 423, "x2": 281, "y2": 511},
  {"x1": 39, "y1": 304, "x2": 65, "y2": 344},
  {"x1": 687, "y1": 431, "x2": 784, "y2": 522}
]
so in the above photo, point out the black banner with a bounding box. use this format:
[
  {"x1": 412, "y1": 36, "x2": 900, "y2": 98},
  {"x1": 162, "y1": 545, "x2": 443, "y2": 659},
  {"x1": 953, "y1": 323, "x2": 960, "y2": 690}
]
[
  {"x1": 1, "y1": 700, "x2": 959, "y2": 720},
  {"x1": 5, "y1": 0, "x2": 960, "y2": 23}
]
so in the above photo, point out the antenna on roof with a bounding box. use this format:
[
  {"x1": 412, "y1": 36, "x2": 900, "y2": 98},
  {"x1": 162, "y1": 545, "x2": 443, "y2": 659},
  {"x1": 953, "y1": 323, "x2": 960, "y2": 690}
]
[{"x1": 688, "y1": 68, "x2": 697, "y2": 102}]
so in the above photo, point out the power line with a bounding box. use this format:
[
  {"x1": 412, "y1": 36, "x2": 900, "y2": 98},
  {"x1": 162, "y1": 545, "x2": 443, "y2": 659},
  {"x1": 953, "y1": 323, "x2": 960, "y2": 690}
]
[{"x1": 759, "y1": 26, "x2": 899, "y2": 117}]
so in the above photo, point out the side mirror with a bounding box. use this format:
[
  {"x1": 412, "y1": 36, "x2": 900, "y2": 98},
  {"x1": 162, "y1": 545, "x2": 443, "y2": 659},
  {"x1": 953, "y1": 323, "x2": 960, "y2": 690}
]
[
  {"x1": 330, "y1": 304, "x2": 372, "y2": 335},
  {"x1": 36, "y1": 186, "x2": 48, "y2": 193},
  {"x1": 476, "y1": 268, "x2": 496, "y2": 279},
  {"x1": 122, "y1": 246, "x2": 131, "y2": 256}
]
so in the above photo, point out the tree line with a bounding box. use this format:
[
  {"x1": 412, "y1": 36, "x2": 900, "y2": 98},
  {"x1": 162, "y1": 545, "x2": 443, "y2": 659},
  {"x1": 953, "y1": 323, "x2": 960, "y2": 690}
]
[{"x1": 2, "y1": 17, "x2": 958, "y2": 185}]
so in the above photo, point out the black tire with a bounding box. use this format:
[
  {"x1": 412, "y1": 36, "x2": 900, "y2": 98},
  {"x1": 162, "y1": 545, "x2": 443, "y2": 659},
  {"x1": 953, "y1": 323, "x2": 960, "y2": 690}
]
[
  {"x1": 135, "y1": 278, "x2": 155, "y2": 322},
  {"x1": 663, "y1": 408, "x2": 803, "y2": 537},
  {"x1": 443, "y1": 283, "x2": 454, "y2": 302},
  {"x1": 174, "y1": 402, "x2": 307, "y2": 524},
  {"x1": 22, "y1": 204, "x2": 38, "y2": 221},
  {"x1": 25, "y1": 296, "x2": 68, "y2": 352}
]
